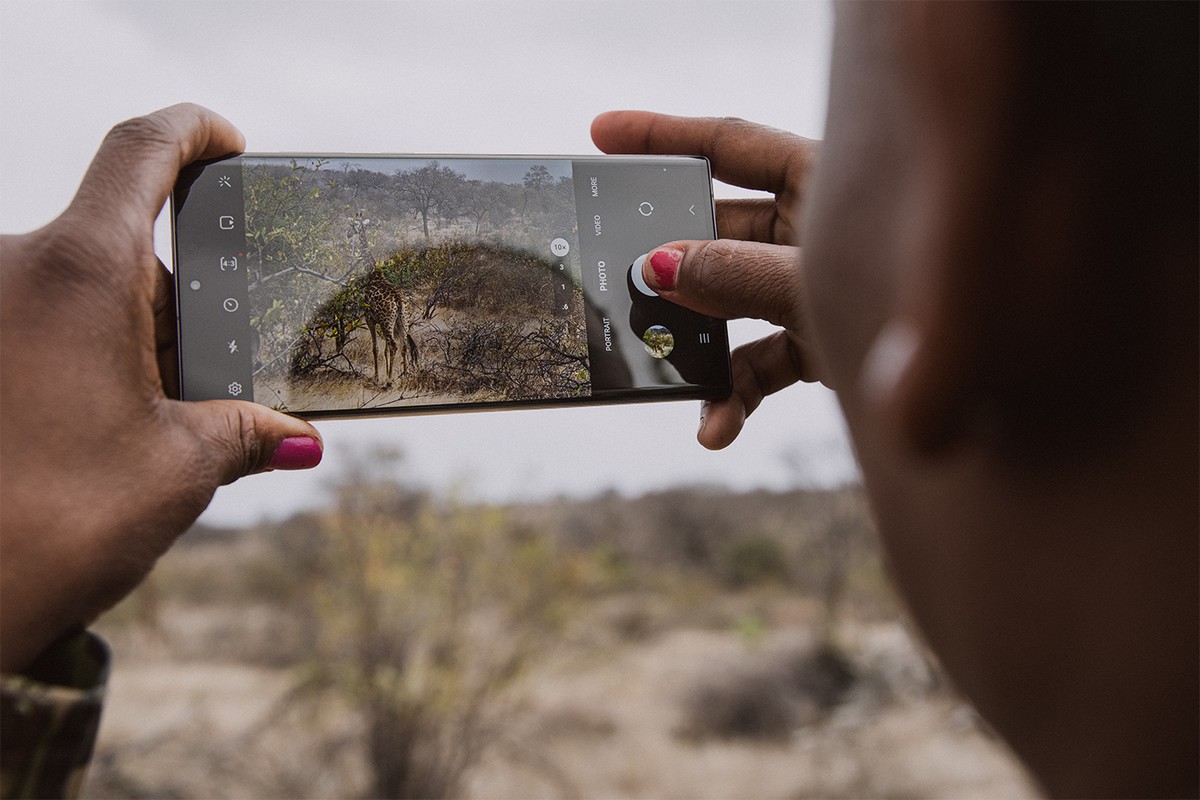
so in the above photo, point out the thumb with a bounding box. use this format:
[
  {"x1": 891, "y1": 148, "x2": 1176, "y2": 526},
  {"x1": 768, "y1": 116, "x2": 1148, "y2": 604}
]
[
  {"x1": 640, "y1": 239, "x2": 803, "y2": 327},
  {"x1": 172, "y1": 399, "x2": 323, "y2": 486},
  {"x1": 639, "y1": 239, "x2": 823, "y2": 451}
]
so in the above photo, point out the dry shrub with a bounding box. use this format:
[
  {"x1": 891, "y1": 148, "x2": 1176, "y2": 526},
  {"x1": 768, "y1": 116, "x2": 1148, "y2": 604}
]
[
  {"x1": 676, "y1": 642, "x2": 856, "y2": 743},
  {"x1": 721, "y1": 535, "x2": 791, "y2": 589},
  {"x1": 298, "y1": 448, "x2": 580, "y2": 799}
]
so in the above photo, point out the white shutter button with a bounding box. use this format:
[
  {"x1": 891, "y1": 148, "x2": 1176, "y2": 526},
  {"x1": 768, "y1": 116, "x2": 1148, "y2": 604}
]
[{"x1": 630, "y1": 254, "x2": 657, "y2": 297}]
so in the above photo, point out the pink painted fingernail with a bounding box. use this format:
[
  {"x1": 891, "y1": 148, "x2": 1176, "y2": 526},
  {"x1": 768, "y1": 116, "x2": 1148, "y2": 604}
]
[
  {"x1": 268, "y1": 436, "x2": 323, "y2": 470},
  {"x1": 647, "y1": 247, "x2": 682, "y2": 291}
]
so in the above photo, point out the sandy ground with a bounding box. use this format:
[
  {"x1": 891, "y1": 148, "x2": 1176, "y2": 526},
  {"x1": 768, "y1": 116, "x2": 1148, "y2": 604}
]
[{"x1": 462, "y1": 626, "x2": 1036, "y2": 800}]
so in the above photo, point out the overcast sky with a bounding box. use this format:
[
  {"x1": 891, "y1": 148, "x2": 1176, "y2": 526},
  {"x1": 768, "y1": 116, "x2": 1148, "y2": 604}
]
[{"x1": 0, "y1": 0, "x2": 857, "y2": 525}]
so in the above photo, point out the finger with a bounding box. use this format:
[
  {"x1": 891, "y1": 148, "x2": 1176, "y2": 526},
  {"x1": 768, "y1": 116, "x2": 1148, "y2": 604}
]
[
  {"x1": 591, "y1": 110, "x2": 816, "y2": 196},
  {"x1": 640, "y1": 239, "x2": 804, "y2": 329},
  {"x1": 715, "y1": 198, "x2": 796, "y2": 245},
  {"x1": 698, "y1": 330, "x2": 816, "y2": 450},
  {"x1": 171, "y1": 399, "x2": 324, "y2": 485},
  {"x1": 68, "y1": 103, "x2": 244, "y2": 230}
]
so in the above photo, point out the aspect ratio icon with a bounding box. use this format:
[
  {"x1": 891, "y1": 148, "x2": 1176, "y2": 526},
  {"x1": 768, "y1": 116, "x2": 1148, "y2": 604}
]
[
  {"x1": 550, "y1": 238, "x2": 570, "y2": 257},
  {"x1": 220, "y1": 256, "x2": 238, "y2": 271}
]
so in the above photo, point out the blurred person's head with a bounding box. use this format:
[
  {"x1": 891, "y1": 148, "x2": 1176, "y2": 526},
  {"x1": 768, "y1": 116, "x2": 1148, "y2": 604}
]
[{"x1": 802, "y1": 3, "x2": 1197, "y2": 795}]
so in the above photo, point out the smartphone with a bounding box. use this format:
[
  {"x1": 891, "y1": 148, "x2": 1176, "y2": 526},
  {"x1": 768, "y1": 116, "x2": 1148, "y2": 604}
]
[{"x1": 171, "y1": 153, "x2": 730, "y2": 418}]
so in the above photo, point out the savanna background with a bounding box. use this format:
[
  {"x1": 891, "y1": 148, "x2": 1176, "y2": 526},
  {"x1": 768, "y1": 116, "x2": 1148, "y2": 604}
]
[{"x1": 83, "y1": 448, "x2": 1035, "y2": 799}]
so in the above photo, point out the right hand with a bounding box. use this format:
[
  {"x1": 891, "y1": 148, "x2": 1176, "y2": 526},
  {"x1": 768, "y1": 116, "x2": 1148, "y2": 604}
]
[{"x1": 591, "y1": 111, "x2": 822, "y2": 449}]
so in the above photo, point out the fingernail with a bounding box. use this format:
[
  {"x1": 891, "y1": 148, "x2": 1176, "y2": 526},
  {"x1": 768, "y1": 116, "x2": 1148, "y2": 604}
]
[
  {"x1": 698, "y1": 400, "x2": 710, "y2": 438},
  {"x1": 268, "y1": 436, "x2": 323, "y2": 470},
  {"x1": 646, "y1": 247, "x2": 682, "y2": 291}
]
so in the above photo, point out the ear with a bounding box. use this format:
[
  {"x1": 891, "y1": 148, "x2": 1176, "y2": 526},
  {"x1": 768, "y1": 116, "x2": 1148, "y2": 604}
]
[{"x1": 859, "y1": 2, "x2": 1019, "y2": 458}]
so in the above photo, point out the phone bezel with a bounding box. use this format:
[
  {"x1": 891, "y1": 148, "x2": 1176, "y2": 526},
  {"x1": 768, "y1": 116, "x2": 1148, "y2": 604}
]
[{"x1": 171, "y1": 152, "x2": 730, "y2": 419}]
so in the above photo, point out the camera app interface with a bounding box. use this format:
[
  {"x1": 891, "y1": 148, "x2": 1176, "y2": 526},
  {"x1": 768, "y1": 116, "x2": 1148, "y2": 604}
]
[{"x1": 174, "y1": 155, "x2": 727, "y2": 414}]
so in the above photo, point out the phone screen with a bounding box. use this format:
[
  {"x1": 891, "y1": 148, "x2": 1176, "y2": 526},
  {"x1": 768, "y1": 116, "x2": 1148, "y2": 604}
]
[{"x1": 172, "y1": 154, "x2": 729, "y2": 417}]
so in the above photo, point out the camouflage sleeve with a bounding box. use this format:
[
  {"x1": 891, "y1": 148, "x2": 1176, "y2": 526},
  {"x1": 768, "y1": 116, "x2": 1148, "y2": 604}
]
[{"x1": 1, "y1": 631, "x2": 109, "y2": 800}]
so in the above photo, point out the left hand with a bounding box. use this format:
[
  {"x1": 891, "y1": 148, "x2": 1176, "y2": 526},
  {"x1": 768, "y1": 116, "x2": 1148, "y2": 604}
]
[{"x1": 0, "y1": 104, "x2": 323, "y2": 673}]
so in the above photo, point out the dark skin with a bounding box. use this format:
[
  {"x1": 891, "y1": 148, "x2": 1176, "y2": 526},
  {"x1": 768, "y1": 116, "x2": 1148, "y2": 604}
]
[
  {"x1": 0, "y1": 104, "x2": 323, "y2": 674},
  {"x1": 594, "y1": 4, "x2": 1196, "y2": 797}
]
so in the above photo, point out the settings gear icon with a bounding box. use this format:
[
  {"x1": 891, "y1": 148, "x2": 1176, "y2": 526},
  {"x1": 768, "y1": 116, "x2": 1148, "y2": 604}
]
[{"x1": 227, "y1": 381, "x2": 243, "y2": 397}]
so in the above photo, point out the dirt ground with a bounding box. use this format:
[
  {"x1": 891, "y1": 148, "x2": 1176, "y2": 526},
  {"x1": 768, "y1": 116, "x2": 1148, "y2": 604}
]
[{"x1": 463, "y1": 625, "x2": 1036, "y2": 800}]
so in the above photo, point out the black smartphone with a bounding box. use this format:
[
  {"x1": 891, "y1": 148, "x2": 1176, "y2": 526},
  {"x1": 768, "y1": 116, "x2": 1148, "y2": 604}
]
[{"x1": 171, "y1": 154, "x2": 730, "y2": 418}]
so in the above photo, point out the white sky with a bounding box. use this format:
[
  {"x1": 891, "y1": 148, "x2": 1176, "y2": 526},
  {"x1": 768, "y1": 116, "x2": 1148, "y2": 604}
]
[{"x1": 0, "y1": 0, "x2": 858, "y2": 525}]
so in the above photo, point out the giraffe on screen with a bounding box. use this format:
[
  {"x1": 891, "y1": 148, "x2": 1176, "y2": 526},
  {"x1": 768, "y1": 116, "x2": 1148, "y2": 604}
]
[{"x1": 348, "y1": 213, "x2": 414, "y2": 386}]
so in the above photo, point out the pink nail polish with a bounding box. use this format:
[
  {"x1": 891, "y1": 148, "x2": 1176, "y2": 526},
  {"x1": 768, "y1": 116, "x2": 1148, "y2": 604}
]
[
  {"x1": 648, "y1": 247, "x2": 682, "y2": 291},
  {"x1": 268, "y1": 436, "x2": 323, "y2": 470}
]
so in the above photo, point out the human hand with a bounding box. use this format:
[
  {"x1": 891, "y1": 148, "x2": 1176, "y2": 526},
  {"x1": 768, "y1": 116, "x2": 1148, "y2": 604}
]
[
  {"x1": 0, "y1": 104, "x2": 323, "y2": 673},
  {"x1": 591, "y1": 111, "x2": 821, "y2": 450}
]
